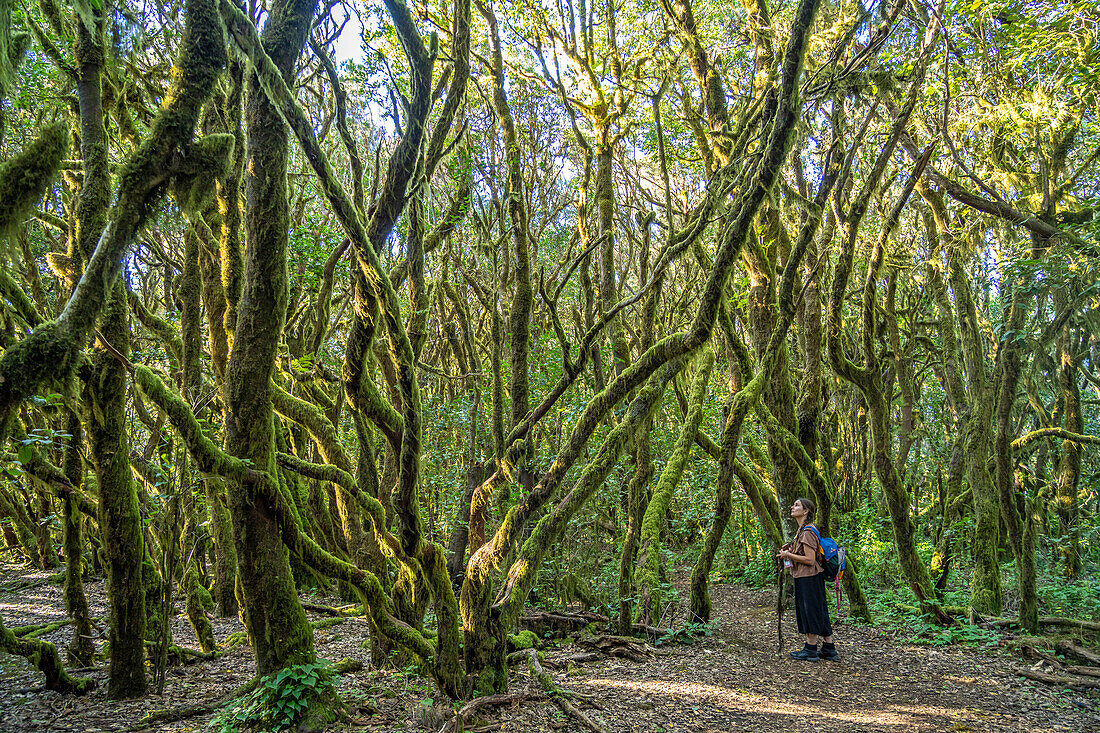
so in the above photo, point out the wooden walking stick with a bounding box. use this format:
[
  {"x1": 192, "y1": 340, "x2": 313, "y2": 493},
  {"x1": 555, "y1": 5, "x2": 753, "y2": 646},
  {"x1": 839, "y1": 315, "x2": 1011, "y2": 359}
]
[{"x1": 776, "y1": 554, "x2": 785, "y2": 654}]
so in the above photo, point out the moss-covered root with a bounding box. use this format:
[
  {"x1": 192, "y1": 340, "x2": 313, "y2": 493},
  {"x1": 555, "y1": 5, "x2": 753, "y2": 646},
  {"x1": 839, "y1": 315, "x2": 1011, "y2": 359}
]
[
  {"x1": 526, "y1": 649, "x2": 609, "y2": 733},
  {"x1": 0, "y1": 611, "x2": 95, "y2": 694},
  {"x1": 635, "y1": 349, "x2": 714, "y2": 625}
]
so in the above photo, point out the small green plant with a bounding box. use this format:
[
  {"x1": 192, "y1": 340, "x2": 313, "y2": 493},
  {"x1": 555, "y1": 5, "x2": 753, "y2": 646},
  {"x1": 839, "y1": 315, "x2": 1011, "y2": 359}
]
[
  {"x1": 905, "y1": 621, "x2": 998, "y2": 647},
  {"x1": 208, "y1": 661, "x2": 342, "y2": 732},
  {"x1": 655, "y1": 618, "x2": 719, "y2": 646}
]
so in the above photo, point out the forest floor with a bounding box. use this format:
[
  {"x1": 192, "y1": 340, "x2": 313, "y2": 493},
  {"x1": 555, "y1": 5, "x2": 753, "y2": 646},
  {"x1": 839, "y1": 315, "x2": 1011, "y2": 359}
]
[{"x1": 2, "y1": 563, "x2": 1099, "y2": 732}]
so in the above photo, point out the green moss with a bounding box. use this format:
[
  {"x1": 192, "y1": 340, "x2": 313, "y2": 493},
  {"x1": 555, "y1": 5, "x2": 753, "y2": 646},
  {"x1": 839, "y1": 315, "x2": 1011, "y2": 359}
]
[
  {"x1": 311, "y1": 617, "x2": 345, "y2": 631},
  {"x1": 223, "y1": 631, "x2": 249, "y2": 648},
  {"x1": 172, "y1": 133, "x2": 235, "y2": 212},
  {"x1": 507, "y1": 630, "x2": 539, "y2": 651},
  {"x1": 0, "y1": 321, "x2": 80, "y2": 418},
  {"x1": 0, "y1": 122, "x2": 69, "y2": 242},
  {"x1": 62, "y1": 496, "x2": 94, "y2": 666},
  {"x1": 11, "y1": 619, "x2": 70, "y2": 639}
]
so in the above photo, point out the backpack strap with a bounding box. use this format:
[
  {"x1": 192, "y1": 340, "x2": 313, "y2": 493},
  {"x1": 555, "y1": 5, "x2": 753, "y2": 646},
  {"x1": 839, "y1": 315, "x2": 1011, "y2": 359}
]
[{"x1": 795, "y1": 525, "x2": 825, "y2": 558}]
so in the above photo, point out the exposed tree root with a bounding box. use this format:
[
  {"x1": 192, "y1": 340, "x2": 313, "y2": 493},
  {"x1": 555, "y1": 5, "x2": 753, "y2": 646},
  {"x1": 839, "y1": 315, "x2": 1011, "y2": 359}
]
[
  {"x1": 1021, "y1": 644, "x2": 1066, "y2": 669},
  {"x1": 141, "y1": 641, "x2": 218, "y2": 665},
  {"x1": 526, "y1": 649, "x2": 608, "y2": 733},
  {"x1": 440, "y1": 692, "x2": 549, "y2": 733}
]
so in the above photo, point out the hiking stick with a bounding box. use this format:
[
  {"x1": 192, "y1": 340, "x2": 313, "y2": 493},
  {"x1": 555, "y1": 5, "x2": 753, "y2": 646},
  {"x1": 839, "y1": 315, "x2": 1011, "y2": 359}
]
[{"x1": 776, "y1": 555, "x2": 785, "y2": 654}]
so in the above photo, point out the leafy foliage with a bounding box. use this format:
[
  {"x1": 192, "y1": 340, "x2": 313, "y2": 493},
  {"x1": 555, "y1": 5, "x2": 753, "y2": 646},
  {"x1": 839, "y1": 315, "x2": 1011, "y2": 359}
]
[{"x1": 208, "y1": 661, "x2": 342, "y2": 732}]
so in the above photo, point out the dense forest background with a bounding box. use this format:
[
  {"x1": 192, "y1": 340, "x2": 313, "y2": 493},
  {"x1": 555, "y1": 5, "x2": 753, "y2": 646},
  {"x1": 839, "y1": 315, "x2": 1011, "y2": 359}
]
[{"x1": 0, "y1": 0, "x2": 1097, "y2": 724}]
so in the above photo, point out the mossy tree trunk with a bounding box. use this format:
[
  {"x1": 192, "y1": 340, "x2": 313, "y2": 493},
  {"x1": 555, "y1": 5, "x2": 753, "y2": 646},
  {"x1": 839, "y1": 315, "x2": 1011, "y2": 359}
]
[
  {"x1": 88, "y1": 283, "x2": 148, "y2": 698},
  {"x1": 1053, "y1": 292, "x2": 1082, "y2": 580},
  {"x1": 619, "y1": 204, "x2": 661, "y2": 636},
  {"x1": 61, "y1": 414, "x2": 94, "y2": 667},
  {"x1": 478, "y1": 0, "x2": 532, "y2": 440},
  {"x1": 73, "y1": 0, "x2": 149, "y2": 698},
  {"x1": 689, "y1": 369, "x2": 739, "y2": 624},
  {"x1": 946, "y1": 244, "x2": 1001, "y2": 615},
  {"x1": 635, "y1": 349, "x2": 713, "y2": 625},
  {"x1": 223, "y1": 0, "x2": 317, "y2": 677},
  {"x1": 918, "y1": 204, "x2": 968, "y2": 592},
  {"x1": 994, "y1": 273, "x2": 1038, "y2": 631}
]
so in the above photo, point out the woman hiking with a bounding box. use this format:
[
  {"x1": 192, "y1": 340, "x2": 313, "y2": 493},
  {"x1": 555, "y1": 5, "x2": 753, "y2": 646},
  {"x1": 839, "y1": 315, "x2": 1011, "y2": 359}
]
[{"x1": 777, "y1": 497, "x2": 838, "y2": 662}]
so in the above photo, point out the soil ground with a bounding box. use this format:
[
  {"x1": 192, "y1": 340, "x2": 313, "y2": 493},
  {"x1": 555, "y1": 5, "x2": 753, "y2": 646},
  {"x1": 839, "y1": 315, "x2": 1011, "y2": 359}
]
[{"x1": 2, "y1": 563, "x2": 1098, "y2": 732}]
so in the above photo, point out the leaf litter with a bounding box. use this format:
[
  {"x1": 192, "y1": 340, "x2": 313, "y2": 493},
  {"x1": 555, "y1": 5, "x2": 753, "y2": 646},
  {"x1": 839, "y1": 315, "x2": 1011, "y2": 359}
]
[{"x1": 2, "y1": 564, "x2": 1097, "y2": 732}]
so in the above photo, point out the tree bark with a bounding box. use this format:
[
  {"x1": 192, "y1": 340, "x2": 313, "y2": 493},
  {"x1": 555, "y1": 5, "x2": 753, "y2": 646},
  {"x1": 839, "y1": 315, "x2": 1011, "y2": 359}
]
[{"x1": 223, "y1": 0, "x2": 318, "y2": 677}]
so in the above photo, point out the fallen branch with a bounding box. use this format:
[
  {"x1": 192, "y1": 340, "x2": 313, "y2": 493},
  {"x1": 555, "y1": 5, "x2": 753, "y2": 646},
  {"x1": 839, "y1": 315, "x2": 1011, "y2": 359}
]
[
  {"x1": 559, "y1": 652, "x2": 601, "y2": 664},
  {"x1": 136, "y1": 705, "x2": 220, "y2": 727},
  {"x1": 1041, "y1": 617, "x2": 1100, "y2": 633},
  {"x1": 527, "y1": 649, "x2": 608, "y2": 733},
  {"x1": 575, "y1": 634, "x2": 655, "y2": 662},
  {"x1": 1020, "y1": 645, "x2": 1064, "y2": 669},
  {"x1": 333, "y1": 657, "x2": 363, "y2": 674},
  {"x1": 0, "y1": 577, "x2": 55, "y2": 596},
  {"x1": 1013, "y1": 666, "x2": 1100, "y2": 690},
  {"x1": 987, "y1": 616, "x2": 1100, "y2": 633},
  {"x1": 9, "y1": 619, "x2": 72, "y2": 639},
  {"x1": 132, "y1": 679, "x2": 259, "y2": 730},
  {"x1": 519, "y1": 610, "x2": 667, "y2": 638},
  {"x1": 302, "y1": 601, "x2": 360, "y2": 616},
  {"x1": 1055, "y1": 641, "x2": 1100, "y2": 667},
  {"x1": 440, "y1": 692, "x2": 549, "y2": 733},
  {"x1": 1068, "y1": 666, "x2": 1100, "y2": 679}
]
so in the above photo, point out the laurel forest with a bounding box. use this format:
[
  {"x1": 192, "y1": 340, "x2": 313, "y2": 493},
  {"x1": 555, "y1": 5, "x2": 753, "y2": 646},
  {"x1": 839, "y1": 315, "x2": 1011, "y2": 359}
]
[{"x1": 0, "y1": 0, "x2": 1097, "y2": 728}]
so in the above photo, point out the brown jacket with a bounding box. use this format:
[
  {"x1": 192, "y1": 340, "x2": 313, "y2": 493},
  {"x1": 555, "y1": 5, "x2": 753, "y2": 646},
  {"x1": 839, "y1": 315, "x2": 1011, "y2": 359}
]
[{"x1": 789, "y1": 524, "x2": 823, "y2": 578}]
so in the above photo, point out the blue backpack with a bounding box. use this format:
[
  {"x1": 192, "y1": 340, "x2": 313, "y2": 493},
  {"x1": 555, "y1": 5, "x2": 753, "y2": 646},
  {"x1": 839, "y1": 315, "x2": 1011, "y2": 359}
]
[{"x1": 800, "y1": 525, "x2": 845, "y2": 583}]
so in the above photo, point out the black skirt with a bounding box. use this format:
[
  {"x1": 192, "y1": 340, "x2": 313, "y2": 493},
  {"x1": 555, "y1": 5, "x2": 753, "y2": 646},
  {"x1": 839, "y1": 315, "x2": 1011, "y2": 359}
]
[{"x1": 793, "y1": 573, "x2": 833, "y2": 637}]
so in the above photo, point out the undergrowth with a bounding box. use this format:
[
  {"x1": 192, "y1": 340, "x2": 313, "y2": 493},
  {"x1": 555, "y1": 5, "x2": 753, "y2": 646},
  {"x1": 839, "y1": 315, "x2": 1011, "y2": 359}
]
[{"x1": 208, "y1": 661, "x2": 343, "y2": 732}]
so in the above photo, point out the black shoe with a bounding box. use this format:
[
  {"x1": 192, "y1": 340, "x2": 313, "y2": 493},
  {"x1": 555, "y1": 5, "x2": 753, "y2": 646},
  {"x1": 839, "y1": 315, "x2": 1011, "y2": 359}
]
[
  {"x1": 790, "y1": 646, "x2": 819, "y2": 662},
  {"x1": 819, "y1": 645, "x2": 839, "y2": 661}
]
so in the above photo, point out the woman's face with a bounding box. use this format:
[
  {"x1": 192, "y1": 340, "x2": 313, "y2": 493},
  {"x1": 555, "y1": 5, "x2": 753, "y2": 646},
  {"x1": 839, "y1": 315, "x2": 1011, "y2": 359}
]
[{"x1": 790, "y1": 500, "x2": 807, "y2": 520}]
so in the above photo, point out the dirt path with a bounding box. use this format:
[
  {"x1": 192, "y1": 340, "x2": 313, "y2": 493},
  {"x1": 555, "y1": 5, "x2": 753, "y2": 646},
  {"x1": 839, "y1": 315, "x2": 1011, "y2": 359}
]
[
  {"x1": 552, "y1": 582, "x2": 1099, "y2": 732},
  {"x1": 2, "y1": 564, "x2": 1098, "y2": 732}
]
